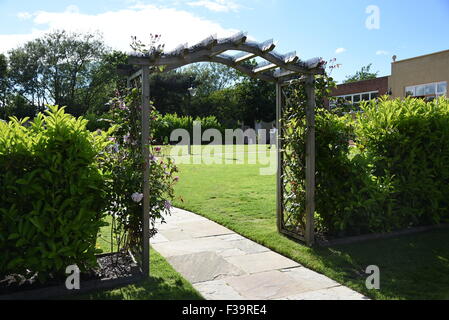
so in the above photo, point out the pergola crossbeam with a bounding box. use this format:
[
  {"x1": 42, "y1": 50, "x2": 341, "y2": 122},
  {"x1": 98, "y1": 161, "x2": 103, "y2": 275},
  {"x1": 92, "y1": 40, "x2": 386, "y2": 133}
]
[
  {"x1": 253, "y1": 62, "x2": 278, "y2": 74},
  {"x1": 233, "y1": 52, "x2": 256, "y2": 63},
  {"x1": 212, "y1": 54, "x2": 276, "y2": 82},
  {"x1": 126, "y1": 32, "x2": 323, "y2": 80}
]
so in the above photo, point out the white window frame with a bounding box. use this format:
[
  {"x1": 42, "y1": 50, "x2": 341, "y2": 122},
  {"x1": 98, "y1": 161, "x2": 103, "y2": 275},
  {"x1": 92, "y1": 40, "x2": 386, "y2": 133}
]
[
  {"x1": 405, "y1": 81, "x2": 447, "y2": 97},
  {"x1": 330, "y1": 90, "x2": 379, "y2": 107}
]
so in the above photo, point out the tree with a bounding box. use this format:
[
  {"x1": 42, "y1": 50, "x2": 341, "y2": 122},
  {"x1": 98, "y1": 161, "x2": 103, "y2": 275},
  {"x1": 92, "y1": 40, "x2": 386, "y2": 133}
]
[
  {"x1": 343, "y1": 63, "x2": 379, "y2": 83},
  {"x1": 184, "y1": 62, "x2": 240, "y2": 96},
  {"x1": 196, "y1": 88, "x2": 240, "y2": 128},
  {"x1": 76, "y1": 50, "x2": 128, "y2": 115},
  {"x1": 0, "y1": 54, "x2": 8, "y2": 115},
  {"x1": 7, "y1": 30, "x2": 107, "y2": 116},
  {"x1": 149, "y1": 71, "x2": 194, "y2": 115},
  {"x1": 233, "y1": 60, "x2": 276, "y2": 126}
]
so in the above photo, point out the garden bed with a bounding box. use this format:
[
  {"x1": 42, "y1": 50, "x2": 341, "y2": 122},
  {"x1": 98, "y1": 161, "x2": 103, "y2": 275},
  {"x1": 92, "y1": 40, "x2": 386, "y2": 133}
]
[
  {"x1": 281, "y1": 223, "x2": 449, "y2": 247},
  {"x1": 0, "y1": 251, "x2": 143, "y2": 300}
]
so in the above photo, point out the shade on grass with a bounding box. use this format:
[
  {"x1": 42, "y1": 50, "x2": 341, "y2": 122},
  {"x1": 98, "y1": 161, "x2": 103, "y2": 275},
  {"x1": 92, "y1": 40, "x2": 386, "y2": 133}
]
[
  {"x1": 79, "y1": 220, "x2": 203, "y2": 300},
  {"x1": 172, "y1": 145, "x2": 449, "y2": 300}
]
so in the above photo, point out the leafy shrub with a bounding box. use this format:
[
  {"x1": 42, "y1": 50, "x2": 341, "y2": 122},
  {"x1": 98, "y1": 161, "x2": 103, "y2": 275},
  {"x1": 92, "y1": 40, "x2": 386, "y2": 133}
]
[
  {"x1": 0, "y1": 106, "x2": 111, "y2": 281},
  {"x1": 285, "y1": 108, "x2": 392, "y2": 237},
  {"x1": 312, "y1": 111, "x2": 393, "y2": 236},
  {"x1": 285, "y1": 89, "x2": 449, "y2": 238},
  {"x1": 356, "y1": 96, "x2": 449, "y2": 228},
  {"x1": 153, "y1": 112, "x2": 223, "y2": 145},
  {"x1": 84, "y1": 112, "x2": 114, "y2": 132}
]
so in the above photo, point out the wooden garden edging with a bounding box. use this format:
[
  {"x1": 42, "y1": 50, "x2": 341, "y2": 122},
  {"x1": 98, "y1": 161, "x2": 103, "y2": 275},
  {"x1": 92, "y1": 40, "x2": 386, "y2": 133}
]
[
  {"x1": 316, "y1": 224, "x2": 449, "y2": 247},
  {"x1": 0, "y1": 252, "x2": 143, "y2": 300}
]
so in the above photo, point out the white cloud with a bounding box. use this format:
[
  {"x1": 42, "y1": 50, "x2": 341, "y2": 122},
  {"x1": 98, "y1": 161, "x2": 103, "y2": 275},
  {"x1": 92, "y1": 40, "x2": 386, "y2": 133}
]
[
  {"x1": 187, "y1": 0, "x2": 241, "y2": 12},
  {"x1": 376, "y1": 50, "x2": 389, "y2": 55},
  {"x1": 335, "y1": 47, "x2": 346, "y2": 54},
  {"x1": 0, "y1": 4, "x2": 238, "y2": 54},
  {"x1": 17, "y1": 12, "x2": 33, "y2": 20}
]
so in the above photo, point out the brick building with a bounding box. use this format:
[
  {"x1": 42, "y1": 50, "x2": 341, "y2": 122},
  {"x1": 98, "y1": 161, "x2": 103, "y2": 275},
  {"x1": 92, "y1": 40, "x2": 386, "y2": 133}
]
[
  {"x1": 329, "y1": 76, "x2": 389, "y2": 108},
  {"x1": 327, "y1": 49, "x2": 448, "y2": 108}
]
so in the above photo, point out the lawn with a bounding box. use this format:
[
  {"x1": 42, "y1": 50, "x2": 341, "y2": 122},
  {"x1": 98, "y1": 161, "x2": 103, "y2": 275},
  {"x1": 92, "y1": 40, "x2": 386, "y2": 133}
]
[
  {"x1": 77, "y1": 218, "x2": 203, "y2": 300},
  {"x1": 170, "y1": 145, "x2": 449, "y2": 300}
]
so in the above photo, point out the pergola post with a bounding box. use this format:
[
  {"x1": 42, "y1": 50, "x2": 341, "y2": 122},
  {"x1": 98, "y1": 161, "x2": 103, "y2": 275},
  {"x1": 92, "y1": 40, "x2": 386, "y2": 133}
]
[
  {"x1": 141, "y1": 66, "x2": 151, "y2": 276},
  {"x1": 276, "y1": 82, "x2": 283, "y2": 232},
  {"x1": 304, "y1": 74, "x2": 316, "y2": 246}
]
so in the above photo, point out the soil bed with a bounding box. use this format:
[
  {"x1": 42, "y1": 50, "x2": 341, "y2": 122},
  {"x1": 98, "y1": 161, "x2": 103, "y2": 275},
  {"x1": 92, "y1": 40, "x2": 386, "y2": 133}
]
[{"x1": 0, "y1": 251, "x2": 143, "y2": 300}]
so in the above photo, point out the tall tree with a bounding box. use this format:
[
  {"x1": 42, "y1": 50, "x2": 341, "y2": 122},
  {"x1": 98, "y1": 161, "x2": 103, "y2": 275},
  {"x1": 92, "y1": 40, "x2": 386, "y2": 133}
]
[
  {"x1": 8, "y1": 30, "x2": 107, "y2": 116},
  {"x1": 234, "y1": 60, "x2": 276, "y2": 126},
  {"x1": 149, "y1": 71, "x2": 194, "y2": 115},
  {"x1": 184, "y1": 62, "x2": 241, "y2": 96},
  {"x1": 343, "y1": 63, "x2": 379, "y2": 83},
  {"x1": 0, "y1": 54, "x2": 8, "y2": 112}
]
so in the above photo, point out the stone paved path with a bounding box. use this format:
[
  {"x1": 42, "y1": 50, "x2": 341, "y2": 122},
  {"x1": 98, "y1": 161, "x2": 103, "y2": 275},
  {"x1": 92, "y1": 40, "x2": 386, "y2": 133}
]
[{"x1": 151, "y1": 208, "x2": 368, "y2": 300}]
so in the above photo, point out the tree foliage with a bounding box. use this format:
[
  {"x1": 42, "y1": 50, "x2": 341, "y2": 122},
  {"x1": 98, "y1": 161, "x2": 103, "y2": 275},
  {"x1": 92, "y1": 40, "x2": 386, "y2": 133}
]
[
  {"x1": 0, "y1": 107, "x2": 111, "y2": 280},
  {"x1": 343, "y1": 63, "x2": 379, "y2": 83},
  {"x1": 5, "y1": 30, "x2": 125, "y2": 117}
]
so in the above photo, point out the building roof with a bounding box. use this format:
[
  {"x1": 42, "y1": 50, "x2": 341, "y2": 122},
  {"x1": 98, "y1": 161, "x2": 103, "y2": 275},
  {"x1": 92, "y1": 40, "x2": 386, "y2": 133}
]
[{"x1": 393, "y1": 49, "x2": 449, "y2": 64}]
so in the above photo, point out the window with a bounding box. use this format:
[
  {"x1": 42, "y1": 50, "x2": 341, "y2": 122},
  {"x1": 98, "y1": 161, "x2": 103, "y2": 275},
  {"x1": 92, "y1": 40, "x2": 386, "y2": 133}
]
[
  {"x1": 405, "y1": 86, "x2": 415, "y2": 97},
  {"x1": 437, "y1": 82, "x2": 447, "y2": 95},
  {"x1": 331, "y1": 91, "x2": 379, "y2": 111},
  {"x1": 405, "y1": 81, "x2": 447, "y2": 98},
  {"x1": 335, "y1": 91, "x2": 379, "y2": 104},
  {"x1": 415, "y1": 85, "x2": 425, "y2": 96},
  {"x1": 424, "y1": 84, "x2": 435, "y2": 95}
]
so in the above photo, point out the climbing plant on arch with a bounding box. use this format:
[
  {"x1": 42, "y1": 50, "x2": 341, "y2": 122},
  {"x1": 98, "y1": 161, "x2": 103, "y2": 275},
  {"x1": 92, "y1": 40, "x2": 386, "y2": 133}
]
[{"x1": 118, "y1": 31, "x2": 325, "y2": 276}]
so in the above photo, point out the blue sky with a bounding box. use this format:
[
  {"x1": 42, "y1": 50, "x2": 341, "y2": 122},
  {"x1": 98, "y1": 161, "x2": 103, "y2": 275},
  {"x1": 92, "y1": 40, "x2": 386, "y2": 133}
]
[{"x1": 1, "y1": 0, "x2": 448, "y2": 83}]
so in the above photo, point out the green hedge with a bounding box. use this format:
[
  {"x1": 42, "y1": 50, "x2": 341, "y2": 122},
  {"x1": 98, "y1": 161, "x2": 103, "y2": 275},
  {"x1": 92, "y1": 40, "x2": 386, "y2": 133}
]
[
  {"x1": 298, "y1": 97, "x2": 449, "y2": 237},
  {"x1": 153, "y1": 112, "x2": 223, "y2": 145},
  {"x1": 312, "y1": 111, "x2": 392, "y2": 236},
  {"x1": 357, "y1": 97, "x2": 449, "y2": 228},
  {"x1": 0, "y1": 107, "x2": 110, "y2": 281}
]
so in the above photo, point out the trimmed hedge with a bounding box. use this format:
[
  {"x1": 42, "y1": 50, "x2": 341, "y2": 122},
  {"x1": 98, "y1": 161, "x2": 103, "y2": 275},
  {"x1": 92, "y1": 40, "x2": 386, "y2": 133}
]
[
  {"x1": 0, "y1": 107, "x2": 110, "y2": 281},
  {"x1": 356, "y1": 97, "x2": 449, "y2": 228},
  {"x1": 296, "y1": 97, "x2": 449, "y2": 237},
  {"x1": 153, "y1": 112, "x2": 223, "y2": 145}
]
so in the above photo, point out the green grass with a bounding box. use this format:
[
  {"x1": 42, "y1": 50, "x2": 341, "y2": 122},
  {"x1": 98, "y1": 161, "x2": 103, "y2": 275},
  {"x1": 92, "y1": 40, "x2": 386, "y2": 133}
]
[
  {"x1": 77, "y1": 218, "x2": 203, "y2": 300},
  {"x1": 171, "y1": 145, "x2": 449, "y2": 300}
]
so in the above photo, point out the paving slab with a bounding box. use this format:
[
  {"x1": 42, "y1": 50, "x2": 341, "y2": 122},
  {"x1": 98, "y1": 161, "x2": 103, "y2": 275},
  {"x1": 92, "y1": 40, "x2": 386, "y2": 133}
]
[
  {"x1": 282, "y1": 285, "x2": 369, "y2": 300},
  {"x1": 152, "y1": 237, "x2": 235, "y2": 257},
  {"x1": 225, "y1": 251, "x2": 300, "y2": 274},
  {"x1": 216, "y1": 234, "x2": 246, "y2": 242},
  {"x1": 280, "y1": 267, "x2": 341, "y2": 291},
  {"x1": 152, "y1": 207, "x2": 369, "y2": 300},
  {"x1": 225, "y1": 270, "x2": 328, "y2": 300},
  {"x1": 159, "y1": 228, "x2": 194, "y2": 241},
  {"x1": 167, "y1": 252, "x2": 245, "y2": 283},
  {"x1": 193, "y1": 280, "x2": 245, "y2": 300},
  {"x1": 150, "y1": 232, "x2": 169, "y2": 244},
  {"x1": 179, "y1": 220, "x2": 234, "y2": 238},
  {"x1": 231, "y1": 239, "x2": 271, "y2": 254}
]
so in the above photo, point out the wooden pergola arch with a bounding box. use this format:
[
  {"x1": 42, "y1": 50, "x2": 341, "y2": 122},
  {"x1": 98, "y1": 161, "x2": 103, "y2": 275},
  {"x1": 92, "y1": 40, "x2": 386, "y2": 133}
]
[{"x1": 118, "y1": 31, "x2": 324, "y2": 276}]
